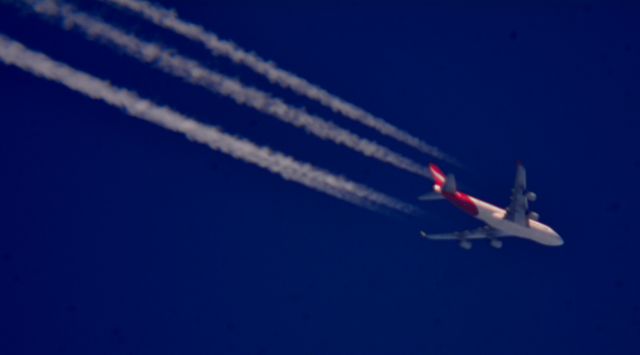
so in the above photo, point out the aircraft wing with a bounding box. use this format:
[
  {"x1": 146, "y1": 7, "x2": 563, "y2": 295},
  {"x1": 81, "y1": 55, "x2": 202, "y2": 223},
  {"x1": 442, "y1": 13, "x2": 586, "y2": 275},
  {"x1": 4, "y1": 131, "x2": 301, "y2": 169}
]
[
  {"x1": 419, "y1": 226, "x2": 502, "y2": 240},
  {"x1": 420, "y1": 226, "x2": 506, "y2": 249},
  {"x1": 418, "y1": 192, "x2": 445, "y2": 201},
  {"x1": 504, "y1": 162, "x2": 530, "y2": 226}
]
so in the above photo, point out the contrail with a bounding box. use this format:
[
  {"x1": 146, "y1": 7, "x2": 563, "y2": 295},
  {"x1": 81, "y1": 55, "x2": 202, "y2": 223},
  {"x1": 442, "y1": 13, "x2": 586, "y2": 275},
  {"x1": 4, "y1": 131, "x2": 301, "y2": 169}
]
[
  {"x1": 0, "y1": 33, "x2": 422, "y2": 215},
  {"x1": 16, "y1": 0, "x2": 433, "y2": 180},
  {"x1": 99, "y1": 0, "x2": 455, "y2": 163}
]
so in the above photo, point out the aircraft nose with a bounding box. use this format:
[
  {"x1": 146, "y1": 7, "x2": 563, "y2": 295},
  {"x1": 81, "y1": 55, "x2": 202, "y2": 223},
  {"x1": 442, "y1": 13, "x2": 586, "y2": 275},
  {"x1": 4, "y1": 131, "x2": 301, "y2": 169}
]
[{"x1": 553, "y1": 232, "x2": 564, "y2": 246}]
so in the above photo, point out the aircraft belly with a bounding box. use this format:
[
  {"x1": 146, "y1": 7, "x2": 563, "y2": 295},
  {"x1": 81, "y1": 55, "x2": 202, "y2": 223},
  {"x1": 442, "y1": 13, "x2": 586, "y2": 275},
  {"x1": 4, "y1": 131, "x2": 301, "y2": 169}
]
[
  {"x1": 472, "y1": 199, "x2": 558, "y2": 246},
  {"x1": 484, "y1": 219, "x2": 548, "y2": 244}
]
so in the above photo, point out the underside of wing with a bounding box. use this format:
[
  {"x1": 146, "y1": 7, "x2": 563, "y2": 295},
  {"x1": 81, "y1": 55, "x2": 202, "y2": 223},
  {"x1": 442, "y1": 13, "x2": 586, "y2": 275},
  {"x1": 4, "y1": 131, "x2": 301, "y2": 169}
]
[
  {"x1": 420, "y1": 228, "x2": 490, "y2": 240},
  {"x1": 420, "y1": 226, "x2": 507, "y2": 249},
  {"x1": 419, "y1": 232, "x2": 458, "y2": 241}
]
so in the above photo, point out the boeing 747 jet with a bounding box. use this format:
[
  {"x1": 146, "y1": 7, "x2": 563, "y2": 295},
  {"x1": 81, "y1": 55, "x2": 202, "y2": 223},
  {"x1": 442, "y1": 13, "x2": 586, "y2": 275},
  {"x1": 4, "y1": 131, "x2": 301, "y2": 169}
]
[{"x1": 419, "y1": 163, "x2": 563, "y2": 249}]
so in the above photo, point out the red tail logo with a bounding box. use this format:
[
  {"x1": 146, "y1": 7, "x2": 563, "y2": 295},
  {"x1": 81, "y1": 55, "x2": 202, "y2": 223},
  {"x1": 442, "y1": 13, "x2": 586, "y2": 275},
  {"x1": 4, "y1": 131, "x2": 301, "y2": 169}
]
[{"x1": 429, "y1": 164, "x2": 446, "y2": 186}]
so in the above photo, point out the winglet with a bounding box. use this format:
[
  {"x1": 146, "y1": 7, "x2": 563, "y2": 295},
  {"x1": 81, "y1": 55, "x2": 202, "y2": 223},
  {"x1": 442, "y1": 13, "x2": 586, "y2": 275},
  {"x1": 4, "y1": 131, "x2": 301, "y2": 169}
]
[{"x1": 429, "y1": 164, "x2": 447, "y2": 186}]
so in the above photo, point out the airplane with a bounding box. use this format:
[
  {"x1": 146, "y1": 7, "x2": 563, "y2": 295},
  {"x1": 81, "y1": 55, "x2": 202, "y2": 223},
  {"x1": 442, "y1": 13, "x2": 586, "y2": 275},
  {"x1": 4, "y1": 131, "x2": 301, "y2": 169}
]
[{"x1": 418, "y1": 162, "x2": 563, "y2": 249}]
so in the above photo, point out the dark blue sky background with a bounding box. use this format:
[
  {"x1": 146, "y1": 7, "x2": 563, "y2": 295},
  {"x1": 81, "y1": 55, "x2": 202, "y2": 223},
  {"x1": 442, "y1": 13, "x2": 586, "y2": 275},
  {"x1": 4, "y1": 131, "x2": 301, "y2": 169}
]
[{"x1": 1, "y1": 1, "x2": 639, "y2": 354}]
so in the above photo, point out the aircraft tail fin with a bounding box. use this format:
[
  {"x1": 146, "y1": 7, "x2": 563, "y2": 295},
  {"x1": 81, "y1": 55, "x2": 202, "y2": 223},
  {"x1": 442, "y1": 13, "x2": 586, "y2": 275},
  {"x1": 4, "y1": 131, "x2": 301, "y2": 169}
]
[
  {"x1": 429, "y1": 164, "x2": 457, "y2": 193},
  {"x1": 429, "y1": 164, "x2": 447, "y2": 186}
]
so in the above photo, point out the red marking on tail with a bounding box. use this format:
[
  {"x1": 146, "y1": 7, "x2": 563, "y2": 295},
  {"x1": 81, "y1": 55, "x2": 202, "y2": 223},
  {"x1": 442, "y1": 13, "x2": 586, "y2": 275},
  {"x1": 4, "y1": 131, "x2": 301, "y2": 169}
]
[
  {"x1": 429, "y1": 164, "x2": 446, "y2": 186},
  {"x1": 429, "y1": 164, "x2": 479, "y2": 216}
]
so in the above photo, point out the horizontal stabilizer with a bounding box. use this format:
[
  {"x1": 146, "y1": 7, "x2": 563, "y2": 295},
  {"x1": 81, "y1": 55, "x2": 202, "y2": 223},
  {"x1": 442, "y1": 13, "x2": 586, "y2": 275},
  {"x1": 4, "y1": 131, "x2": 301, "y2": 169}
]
[{"x1": 418, "y1": 192, "x2": 445, "y2": 201}]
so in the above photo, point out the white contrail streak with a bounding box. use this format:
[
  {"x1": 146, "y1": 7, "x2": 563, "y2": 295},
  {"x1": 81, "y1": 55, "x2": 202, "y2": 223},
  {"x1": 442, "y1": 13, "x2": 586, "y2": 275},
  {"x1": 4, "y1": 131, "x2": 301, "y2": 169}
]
[
  {"x1": 100, "y1": 0, "x2": 454, "y2": 163},
  {"x1": 18, "y1": 0, "x2": 432, "y2": 179},
  {"x1": 0, "y1": 34, "x2": 421, "y2": 215}
]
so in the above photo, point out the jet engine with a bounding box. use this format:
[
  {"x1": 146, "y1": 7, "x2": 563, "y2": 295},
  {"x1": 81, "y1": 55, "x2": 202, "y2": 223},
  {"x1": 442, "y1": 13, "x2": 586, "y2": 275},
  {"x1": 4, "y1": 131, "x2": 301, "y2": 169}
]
[
  {"x1": 528, "y1": 211, "x2": 540, "y2": 221},
  {"x1": 526, "y1": 191, "x2": 537, "y2": 202}
]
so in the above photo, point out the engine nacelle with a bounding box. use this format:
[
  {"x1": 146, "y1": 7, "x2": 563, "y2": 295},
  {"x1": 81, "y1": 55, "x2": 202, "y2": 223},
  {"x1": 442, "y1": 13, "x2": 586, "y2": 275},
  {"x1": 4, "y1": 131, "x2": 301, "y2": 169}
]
[
  {"x1": 526, "y1": 191, "x2": 537, "y2": 202},
  {"x1": 459, "y1": 240, "x2": 472, "y2": 250},
  {"x1": 528, "y1": 211, "x2": 540, "y2": 221},
  {"x1": 490, "y1": 239, "x2": 503, "y2": 249}
]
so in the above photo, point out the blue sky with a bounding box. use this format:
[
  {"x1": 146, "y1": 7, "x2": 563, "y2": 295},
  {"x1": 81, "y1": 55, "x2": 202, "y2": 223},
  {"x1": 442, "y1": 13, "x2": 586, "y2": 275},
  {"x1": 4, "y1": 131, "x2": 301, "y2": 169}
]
[{"x1": 1, "y1": 1, "x2": 639, "y2": 354}]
